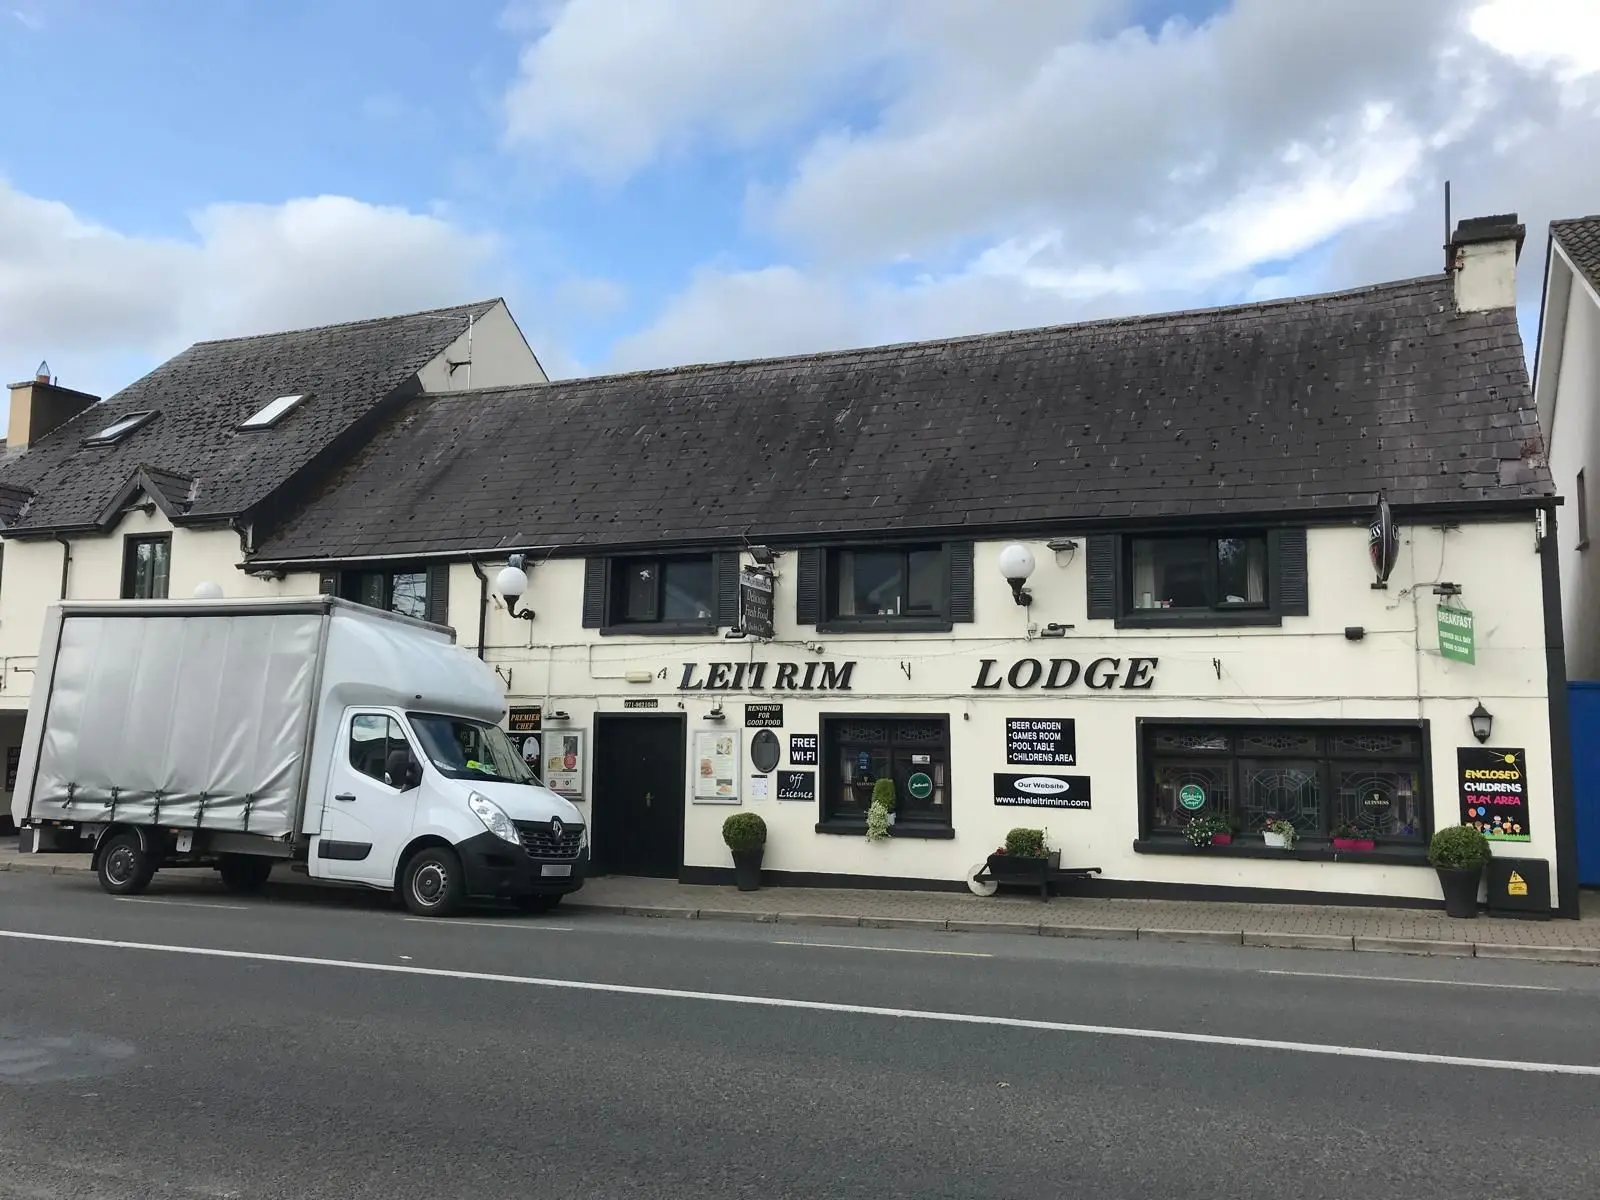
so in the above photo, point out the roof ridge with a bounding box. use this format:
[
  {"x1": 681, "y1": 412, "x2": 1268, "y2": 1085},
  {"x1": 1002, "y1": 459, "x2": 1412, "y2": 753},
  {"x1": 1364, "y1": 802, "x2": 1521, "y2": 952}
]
[
  {"x1": 1552, "y1": 216, "x2": 1600, "y2": 228},
  {"x1": 190, "y1": 299, "x2": 502, "y2": 347},
  {"x1": 423, "y1": 274, "x2": 1449, "y2": 394}
]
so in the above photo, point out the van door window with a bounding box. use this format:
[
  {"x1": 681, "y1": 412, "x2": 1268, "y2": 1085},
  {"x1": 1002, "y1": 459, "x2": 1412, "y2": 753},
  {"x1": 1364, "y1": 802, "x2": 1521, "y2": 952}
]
[{"x1": 349, "y1": 715, "x2": 416, "y2": 790}]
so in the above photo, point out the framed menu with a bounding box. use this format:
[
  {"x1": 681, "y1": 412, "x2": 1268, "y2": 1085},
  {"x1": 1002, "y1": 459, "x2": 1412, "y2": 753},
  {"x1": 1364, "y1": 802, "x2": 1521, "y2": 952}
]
[
  {"x1": 693, "y1": 731, "x2": 740, "y2": 803},
  {"x1": 541, "y1": 729, "x2": 586, "y2": 797}
]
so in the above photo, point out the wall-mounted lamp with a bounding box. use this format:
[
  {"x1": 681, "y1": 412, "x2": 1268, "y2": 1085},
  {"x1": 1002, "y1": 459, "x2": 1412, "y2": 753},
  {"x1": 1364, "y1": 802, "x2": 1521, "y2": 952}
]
[
  {"x1": 193, "y1": 581, "x2": 224, "y2": 600},
  {"x1": 999, "y1": 543, "x2": 1035, "y2": 607},
  {"x1": 548, "y1": 709, "x2": 571, "y2": 722},
  {"x1": 1469, "y1": 701, "x2": 1494, "y2": 744},
  {"x1": 496, "y1": 557, "x2": 535, "y2": 621},
  {"x1": 747, "y1": 545, "x2": 776, "y2": 566},
  {"x1": 1432, "y1": 582, "x2": 1463, "y2": 598},
  {"x1": 1344, "y1": 626, "x2": 1366, "y2": 642},
  {"x1": 1040, "y1": 622, "x2": 1070, "y2": 638},
  {"x1": 707, "y1": 702, "x2": 726, "y2": 722}
]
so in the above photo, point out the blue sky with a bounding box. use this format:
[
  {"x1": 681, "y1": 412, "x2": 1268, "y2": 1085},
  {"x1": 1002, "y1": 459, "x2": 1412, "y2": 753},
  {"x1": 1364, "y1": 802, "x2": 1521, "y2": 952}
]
[{"x1": 2, "y1": 0, "x2": 1597, "y2": 398}]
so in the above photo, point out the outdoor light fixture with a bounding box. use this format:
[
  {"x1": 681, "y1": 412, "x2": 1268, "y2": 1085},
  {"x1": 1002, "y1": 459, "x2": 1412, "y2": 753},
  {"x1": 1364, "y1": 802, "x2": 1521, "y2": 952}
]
[
  {"x1": 707, "y1": 702, "x2": 726, "y2": 722},
  {"x1": 747, "y1": 545, "x2": 776, "y2": 565},
  {"x1": 548, "y1": 710, "x2": 570, "y2": 722},
  {"x1": 496, "y1": 558, "x2": 535, "y2": 621},
  {"x1": 192, "y1": 581, "x2": 224, "y2": 600},
  {"x1": 998, "y1": 543, "x2": 1035, "y2": 607},
  {"x1": 1469, "y1": 702, "x2": 1494, "y2": 744}
]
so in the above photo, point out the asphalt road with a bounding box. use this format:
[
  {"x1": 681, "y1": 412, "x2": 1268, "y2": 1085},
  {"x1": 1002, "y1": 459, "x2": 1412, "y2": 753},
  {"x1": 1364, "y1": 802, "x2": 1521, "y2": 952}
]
[{"x1": 2, "y1": 870, "x2": 1598, "y2": 1200}]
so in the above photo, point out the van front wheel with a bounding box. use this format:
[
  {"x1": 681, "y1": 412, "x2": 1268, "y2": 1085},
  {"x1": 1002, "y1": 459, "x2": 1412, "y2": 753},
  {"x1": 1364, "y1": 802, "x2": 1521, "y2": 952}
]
[
  {"x1": 401, "y1": 846, "x2": 464, "y2": 918},
  {"x1": 97, "y1": 830, "x2": 155, "y2": 896}
]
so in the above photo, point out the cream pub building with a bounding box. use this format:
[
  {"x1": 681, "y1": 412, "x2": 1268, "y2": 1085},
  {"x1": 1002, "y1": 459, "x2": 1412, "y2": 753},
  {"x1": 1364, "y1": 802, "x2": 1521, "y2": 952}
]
[{"x1": 247, "y1": 214, "x2": 1579, "y2": 916}]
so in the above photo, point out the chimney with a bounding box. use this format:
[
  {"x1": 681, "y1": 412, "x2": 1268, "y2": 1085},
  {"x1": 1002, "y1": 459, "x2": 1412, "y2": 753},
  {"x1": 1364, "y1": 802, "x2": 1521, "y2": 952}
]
[
  {"x1": 6, "y1": 362, "x2": 100, "y2": 451},
  {"x1": 1448, "y1": 213, "x2": 1525, "y2": 313}
]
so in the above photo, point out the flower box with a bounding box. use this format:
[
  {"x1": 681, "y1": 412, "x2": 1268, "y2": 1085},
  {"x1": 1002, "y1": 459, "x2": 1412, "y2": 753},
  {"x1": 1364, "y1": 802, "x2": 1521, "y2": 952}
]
[
  {"x1": 1211, "y1": 833, "x2": 1233, "y2": 846},
  {"x1": 1332, "y1": 837, "x2": 1377, "y2": 852},
  {"x1": 1263, "y1": 830, "x2": 1292, "y2": 849},
  {"x1": 983, "y1": 849, "x2": 1061, "y2": 901}
]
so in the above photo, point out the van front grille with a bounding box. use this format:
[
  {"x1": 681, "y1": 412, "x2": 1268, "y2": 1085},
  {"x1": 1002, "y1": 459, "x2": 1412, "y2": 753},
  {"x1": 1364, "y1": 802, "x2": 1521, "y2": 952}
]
[{"x1": 513, "y1": 820, "x2": 583, "y2": 861}]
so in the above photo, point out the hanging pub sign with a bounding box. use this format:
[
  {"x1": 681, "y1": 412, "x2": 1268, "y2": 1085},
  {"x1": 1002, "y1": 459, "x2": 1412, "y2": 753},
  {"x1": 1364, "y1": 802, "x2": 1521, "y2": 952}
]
[
  {"x1": 744, "y1": 703, "x2": 783, "y2": 728},
  {"x1": 739, "y1": 567, "x2": 775, "y2": 640},
  {"x1": 1005, "y1": 718, "x2": 1076, "y2": 766},
  {"x1": 993, "y1": 773, "x2": 1092, "y2": 809},
  {"x1": 1369, "y1": 496, "x2": 1400, "y2": 588},
  {"x1": 1458, "y1": 746, "x2": 1530, "y2": 842}
]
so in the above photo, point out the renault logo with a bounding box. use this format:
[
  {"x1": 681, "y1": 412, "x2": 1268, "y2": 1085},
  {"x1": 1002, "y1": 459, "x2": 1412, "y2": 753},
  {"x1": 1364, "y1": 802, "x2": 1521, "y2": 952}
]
[{"x1": 550, "y1": 817, "x2": 564, "y2": 838}]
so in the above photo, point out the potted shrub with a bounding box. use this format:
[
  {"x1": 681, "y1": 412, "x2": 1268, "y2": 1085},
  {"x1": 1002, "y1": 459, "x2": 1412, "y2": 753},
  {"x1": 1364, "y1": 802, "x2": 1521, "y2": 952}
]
[
  {"x1": 871, "y1": 777, "x2": 897, "y2": 828},
  {"x1": 722, "y1": 811, "x2": 767, "y2": 892},
  {"x1": 985, "y1": 828, "x2": 1060, "y2": 900},
  {"x1": 1331, "y1": 823, "x2": 1377, "y2": 852},
  {"x1": 1429, "y1": 823, "x2": 1490, "y2": 918},
  {"x1": 1261, "y1": 817, "x2": 1297, "y2": 850},
  {"x1": 1184, "y1": 814, "x2": 1230, "y2": 848}
]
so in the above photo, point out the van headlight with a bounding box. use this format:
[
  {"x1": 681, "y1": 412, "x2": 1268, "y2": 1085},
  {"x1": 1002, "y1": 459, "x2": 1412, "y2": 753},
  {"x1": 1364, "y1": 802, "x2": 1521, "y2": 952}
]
[
  {"x1": 579, "y1": 824, "x2": 589, "y2": 852},
  {"x1": 468, "y1": 792, "x2": 519, "y2": 845}
]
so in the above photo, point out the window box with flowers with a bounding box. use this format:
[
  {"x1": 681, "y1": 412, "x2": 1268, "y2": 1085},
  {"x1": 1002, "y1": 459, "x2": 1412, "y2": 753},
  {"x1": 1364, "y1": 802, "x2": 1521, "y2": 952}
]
[
  {"x1": 980, "y1": 828, "x2": 1060, "y2": 901},
  {"x1": 1330, "y1": 823, "x2": 1377, "y2": 852}
]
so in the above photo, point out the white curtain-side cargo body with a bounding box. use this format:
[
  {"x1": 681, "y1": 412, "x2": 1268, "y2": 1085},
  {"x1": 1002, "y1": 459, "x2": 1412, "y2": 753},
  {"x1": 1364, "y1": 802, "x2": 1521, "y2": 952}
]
[{"x1": 11, "y1": 597, "x2": 586, "y2": 916}]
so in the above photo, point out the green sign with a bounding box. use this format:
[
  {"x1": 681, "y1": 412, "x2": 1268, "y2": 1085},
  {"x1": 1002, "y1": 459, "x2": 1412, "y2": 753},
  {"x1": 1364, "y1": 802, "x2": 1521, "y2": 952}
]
[
  {"x1": 1178, "y1": 783, "x2": 1206, "y2": 811},
  {"x1": 1437, "y1": 604, "x2": 1475, "y2": 664},
  {"x1": 907, "y1": 772, "x2": 933, "y2": 800}
]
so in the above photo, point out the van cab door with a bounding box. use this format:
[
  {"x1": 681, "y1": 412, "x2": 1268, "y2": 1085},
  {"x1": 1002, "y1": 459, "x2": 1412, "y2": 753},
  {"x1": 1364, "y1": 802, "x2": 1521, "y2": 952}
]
[{"x1": 315, "y1": 711, "x2": 422, "y2": 887}]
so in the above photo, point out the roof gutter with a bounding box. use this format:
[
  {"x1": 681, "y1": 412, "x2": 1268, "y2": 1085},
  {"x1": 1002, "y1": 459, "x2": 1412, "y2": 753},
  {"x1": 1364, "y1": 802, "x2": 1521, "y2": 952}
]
[{"x1": 241, "y1": 496, "x2": 1558, "y2": 571}]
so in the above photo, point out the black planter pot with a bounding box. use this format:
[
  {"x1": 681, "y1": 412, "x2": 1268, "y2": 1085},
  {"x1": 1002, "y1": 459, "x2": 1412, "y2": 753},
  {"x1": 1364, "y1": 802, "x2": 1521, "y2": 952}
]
[
  {"x1": 731, "y1": 847, "x2": 764, "y2": 892},
  {"x1": 1435, "y1": 864, "x2": 1483, "y2": 918}
]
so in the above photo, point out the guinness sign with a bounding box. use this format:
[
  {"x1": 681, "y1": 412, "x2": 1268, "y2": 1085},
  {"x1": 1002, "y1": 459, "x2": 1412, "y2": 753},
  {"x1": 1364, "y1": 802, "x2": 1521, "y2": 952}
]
[{"x1": 1369, "y1": 496, "x2": 1400, "y2": 588}]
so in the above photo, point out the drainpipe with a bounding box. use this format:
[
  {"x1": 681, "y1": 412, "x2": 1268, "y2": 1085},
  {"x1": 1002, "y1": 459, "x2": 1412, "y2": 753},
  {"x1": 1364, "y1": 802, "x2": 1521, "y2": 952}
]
[
  {"x1": 55, "y1": 536, "x2": 71, "y2": 599},
  {"x1": 470, "y1": 561, "x2": 489, "y2": 659}
]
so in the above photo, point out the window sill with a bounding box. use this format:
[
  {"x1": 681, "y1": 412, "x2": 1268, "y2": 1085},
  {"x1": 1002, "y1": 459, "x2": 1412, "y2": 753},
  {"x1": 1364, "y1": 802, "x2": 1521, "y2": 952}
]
[
  {"x1": 1132, "y1": 838, "x2": 1428, "y2": 866},
  {"x1": 599, "y1": 621, "x2": 719, "y2": 638},
  {"x1": 1115, "y1": 610, "x2": 1282, "y2": 630},
  {"x1": 816, "y1": 617, "x2": 953, "y2": 634},
  {"x1": 816, "y1": 820, "x2": 956, "y2": 840}
]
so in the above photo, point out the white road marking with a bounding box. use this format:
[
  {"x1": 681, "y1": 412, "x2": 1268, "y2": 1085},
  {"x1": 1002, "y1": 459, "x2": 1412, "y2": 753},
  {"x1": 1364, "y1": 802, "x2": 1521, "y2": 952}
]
[
  {"x1": 774, "y1": 940, "x2": 992, "y2": 959},
  {"x1": 402, "y1": 918, "x2": 574, "y2": 932},
  {"x1": 1260, "y1": 969, "x2": 1562, "y2": 992},
  {"x1": 113, "y1": 898, "x2": 249, "y2": 912},
  {"x1": 1, "y1": 928, "x2": 1595, "y2": 1076}
]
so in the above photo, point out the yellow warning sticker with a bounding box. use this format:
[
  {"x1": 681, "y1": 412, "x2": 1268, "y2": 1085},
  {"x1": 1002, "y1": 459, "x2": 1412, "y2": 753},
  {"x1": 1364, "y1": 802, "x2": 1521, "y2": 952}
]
[{"x1": 1507, "y1": 870, "x2": 1528, "y2": 897}]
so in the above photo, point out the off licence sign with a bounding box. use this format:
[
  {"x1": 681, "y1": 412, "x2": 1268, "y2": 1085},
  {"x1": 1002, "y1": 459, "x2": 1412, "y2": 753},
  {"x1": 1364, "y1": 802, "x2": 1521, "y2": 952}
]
[{"x1": 1005, "y1": 717, "x2": 1076, "y2": 766}]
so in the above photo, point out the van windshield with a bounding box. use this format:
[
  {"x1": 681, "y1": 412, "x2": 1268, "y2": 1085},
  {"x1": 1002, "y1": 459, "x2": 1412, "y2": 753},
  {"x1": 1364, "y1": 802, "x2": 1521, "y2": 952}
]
[{"x1": 408, "y1": 714, "x2": 538, "y2": 785}]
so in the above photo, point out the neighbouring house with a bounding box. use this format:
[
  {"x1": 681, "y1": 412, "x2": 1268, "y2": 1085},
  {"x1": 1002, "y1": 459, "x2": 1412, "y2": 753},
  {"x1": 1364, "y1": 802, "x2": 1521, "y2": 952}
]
[
  {"x1": 0, "y1": 300, "x2": 546, "y2": 827},
  {"x1": 1531, "y1": 213, "x2": 1600, "y2": 887},
  {"x1": 244, "y1": 214, "x2": 1578, "y2": 915}
]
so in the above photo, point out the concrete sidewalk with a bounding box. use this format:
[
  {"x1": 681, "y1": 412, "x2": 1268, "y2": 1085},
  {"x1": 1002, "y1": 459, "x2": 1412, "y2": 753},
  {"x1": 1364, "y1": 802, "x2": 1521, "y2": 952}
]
[{"x1": 5, "y1": 845, "x2": 1598, "y2": 964}]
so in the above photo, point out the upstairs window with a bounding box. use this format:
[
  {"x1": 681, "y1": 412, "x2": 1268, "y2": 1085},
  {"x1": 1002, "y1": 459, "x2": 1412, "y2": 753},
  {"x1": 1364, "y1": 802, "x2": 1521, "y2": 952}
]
[
  {"x1": 240, "y1": 394, "x2": 307, "y2": 430},
  {"x1": 343, "y1": 569, "x2": 430, "y2": 621},
  {"x1": 793, "y1": 543, "x2": 975, "y2": 633},
  {"x1": 1085, "y1": 529, "x2": 1307, "y2": 628},
  {"x1": 614, "y1": 556, "x2": 714, "y2": 624},
  {"x1": 85, "y1": 411, "x2": 157, "y2": 446},
  {"x1": 121, "y1": 534, "x2": 171, "y2": 599}
]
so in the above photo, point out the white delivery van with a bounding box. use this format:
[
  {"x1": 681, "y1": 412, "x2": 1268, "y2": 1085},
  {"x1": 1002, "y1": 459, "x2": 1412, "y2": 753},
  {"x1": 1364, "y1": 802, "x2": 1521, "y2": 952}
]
[{"x1": 10, "y1": 597, "x2": 585, "y2": 917}]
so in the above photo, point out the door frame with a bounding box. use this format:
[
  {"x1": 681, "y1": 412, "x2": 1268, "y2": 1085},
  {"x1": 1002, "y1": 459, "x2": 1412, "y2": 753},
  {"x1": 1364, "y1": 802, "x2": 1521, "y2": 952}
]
[{"x1": 592, "y1": 712, "x2": 687, "y2": 879}]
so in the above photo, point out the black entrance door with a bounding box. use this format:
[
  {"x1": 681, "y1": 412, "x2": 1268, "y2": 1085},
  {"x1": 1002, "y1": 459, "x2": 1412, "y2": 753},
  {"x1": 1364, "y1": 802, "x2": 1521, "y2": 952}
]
[{"x1": 591, "y1": 715, "x2": 685, "y2": 878}]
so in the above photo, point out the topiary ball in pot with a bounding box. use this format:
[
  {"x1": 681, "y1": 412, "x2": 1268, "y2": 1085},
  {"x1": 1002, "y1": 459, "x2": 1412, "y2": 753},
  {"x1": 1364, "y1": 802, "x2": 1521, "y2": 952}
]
[
  {"x1": 1428, "y1": 824, "x2": 1490, "y2": 918},
  {"x1": 722, "y1": 812, "x2": 767, "y2": 892},
  {"x1": 871, "y1": 777, "x2": 897, "y2": 826},
  {"x1": 1003, "y1": 827, "x2": 1047, "y2": 859}
]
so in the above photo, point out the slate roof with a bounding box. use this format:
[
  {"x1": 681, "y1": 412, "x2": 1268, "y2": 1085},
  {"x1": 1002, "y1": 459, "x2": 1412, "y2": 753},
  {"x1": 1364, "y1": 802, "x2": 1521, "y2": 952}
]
[
  {"x1": 0, "y1": 300, "x2": 500, "y2": 536},
  {"x1": 254, "y1": 273, "x2": 1550, "y2": 564},
  {"x1": 1552, "y1": 217, "x2": 1600, "y2": 294}
]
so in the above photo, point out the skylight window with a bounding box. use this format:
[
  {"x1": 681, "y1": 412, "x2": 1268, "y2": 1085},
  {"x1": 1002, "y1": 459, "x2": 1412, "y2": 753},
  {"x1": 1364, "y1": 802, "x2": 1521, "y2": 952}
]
[
  {"x1": 239, "y1": 394, "x2": 307, "y2": 430},
  {"x1": 83, "y1": 411, "x2": 157, "y2": 446}
]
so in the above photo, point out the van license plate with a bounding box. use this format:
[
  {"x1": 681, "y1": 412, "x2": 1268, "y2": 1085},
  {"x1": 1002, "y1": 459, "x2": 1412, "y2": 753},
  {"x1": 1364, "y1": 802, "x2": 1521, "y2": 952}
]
[{"x1": 540, "y1": 864, "x2": 572, "y2": 878}]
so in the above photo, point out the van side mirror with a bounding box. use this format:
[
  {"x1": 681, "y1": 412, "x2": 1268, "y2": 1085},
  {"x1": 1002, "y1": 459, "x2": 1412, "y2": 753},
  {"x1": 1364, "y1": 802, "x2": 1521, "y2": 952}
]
[{"x1": 405, "y1": 761, "x2": 424, "y2": 791}]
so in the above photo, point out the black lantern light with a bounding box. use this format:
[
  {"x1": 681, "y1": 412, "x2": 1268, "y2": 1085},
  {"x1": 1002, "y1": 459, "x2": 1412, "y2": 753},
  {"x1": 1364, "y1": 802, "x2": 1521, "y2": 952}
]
[{"x1": 1468, "y1": 701, "x2": 1493, "y2": 744}]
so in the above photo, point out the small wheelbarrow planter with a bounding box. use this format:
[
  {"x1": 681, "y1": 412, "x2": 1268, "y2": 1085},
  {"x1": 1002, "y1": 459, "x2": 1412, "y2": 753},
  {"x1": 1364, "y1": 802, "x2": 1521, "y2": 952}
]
[{"x1": 970, "y1": 851, "x2": 1102, "y2": 902}]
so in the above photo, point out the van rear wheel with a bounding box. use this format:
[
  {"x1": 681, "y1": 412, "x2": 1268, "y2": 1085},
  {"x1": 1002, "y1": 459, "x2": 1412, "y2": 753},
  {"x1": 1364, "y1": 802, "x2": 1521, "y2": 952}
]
[
  {"x1": 97, "y1": 830, "x2": 155, "y2": 896},
  {"x1": 218, "y1": 855, "x2": 273, "y2": 895},
  {"x1": 401, "y1": 846, "x2": 464, "y2": 917}
]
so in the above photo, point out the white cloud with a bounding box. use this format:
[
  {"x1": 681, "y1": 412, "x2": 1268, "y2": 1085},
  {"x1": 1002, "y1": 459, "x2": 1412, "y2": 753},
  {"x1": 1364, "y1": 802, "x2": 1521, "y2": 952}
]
[
  {"x1": 0, "y1": 182, "x2": 529, "y2": 397},
  {"x1": 600, "y1": 0, "x2": 1600, "y2": 371}
]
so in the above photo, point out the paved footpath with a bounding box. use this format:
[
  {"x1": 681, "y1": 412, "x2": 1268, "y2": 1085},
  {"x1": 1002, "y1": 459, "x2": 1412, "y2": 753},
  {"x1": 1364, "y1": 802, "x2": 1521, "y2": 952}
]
[{"x1": 5, "y1": 844, "x2": 1598, "y2": 964}]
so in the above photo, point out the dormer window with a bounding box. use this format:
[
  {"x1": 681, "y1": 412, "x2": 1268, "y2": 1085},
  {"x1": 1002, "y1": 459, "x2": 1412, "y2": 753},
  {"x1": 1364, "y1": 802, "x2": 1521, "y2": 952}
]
[
  {"x1": 83, "y1": 411, "x2": 157, "y2": 446},
  {"x1": 240, "y1": 394, "x2": 307, "y2": 430}
]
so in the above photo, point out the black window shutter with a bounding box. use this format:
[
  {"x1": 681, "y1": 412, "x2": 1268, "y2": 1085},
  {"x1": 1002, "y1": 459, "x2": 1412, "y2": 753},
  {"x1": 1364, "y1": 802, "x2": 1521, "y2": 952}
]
[
  {"x1": 1272, "y1": 528, "x2": 1309, "y2": 616},
  {"x1": 1085, "y1": 535, "x2": 1117, "y2": 619},
  {"x1": 947, "y1": 541, "x2": 975, "y2": 622},
  {"x1": 426, "y1": 563, "x2": 450, "y2": 626},
  {"x1": 795, "y1": 549, "x2": 823, "y2": 625},
  {"x1": 581, "y1": 559, "x2": 608, "y2": 628},
  {"x1": 318, "y1": 570, "x2": 338, "y2": 597},
  {"x1": 714, "y1": 552, "x2": 740, "y2": 627}
]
